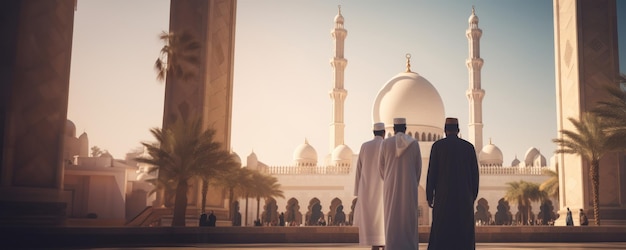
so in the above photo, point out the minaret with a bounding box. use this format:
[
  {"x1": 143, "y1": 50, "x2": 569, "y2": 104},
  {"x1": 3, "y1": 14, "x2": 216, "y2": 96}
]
[
  {"x1": 329, "y1": 5, "x2": 348, "y2": 152},
  {"x1": 466, "y1": 6, "x2": 485, "y2": 154}
]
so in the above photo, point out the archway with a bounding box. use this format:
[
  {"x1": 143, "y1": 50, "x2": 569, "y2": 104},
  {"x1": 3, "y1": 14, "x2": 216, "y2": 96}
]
[
  {"x1": 285, "y1": 198, "x2": 302, "y2": 226},
  {"x1": 306, "y1": 198, "x2": 323, "y2": 226},
  {"x1": 474, "y1": 198, "x2": 492, "y2": 225},
  {"x1": 494, "y1": 198, "x2": 512, "y2": 225},
  {"x1": 262, "y1": 197, "x2": 279, "y2": 226}
]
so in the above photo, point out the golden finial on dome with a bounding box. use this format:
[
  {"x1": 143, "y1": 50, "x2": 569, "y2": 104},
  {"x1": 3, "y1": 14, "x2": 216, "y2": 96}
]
[
  {"x1": 472, "y1": 5, "x2": 475, "y2": 15},
  {"x1": 405, "y1": 53, "x2": 412, "y2": 72},
  {"x1": 338, "y1": 5, "x2": 342, "y2": 15}
]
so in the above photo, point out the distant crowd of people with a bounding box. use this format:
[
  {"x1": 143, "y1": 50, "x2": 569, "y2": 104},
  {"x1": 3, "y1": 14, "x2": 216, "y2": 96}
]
[{"x1": 198, "y1": 210, "x2": 217, "y2": 227}]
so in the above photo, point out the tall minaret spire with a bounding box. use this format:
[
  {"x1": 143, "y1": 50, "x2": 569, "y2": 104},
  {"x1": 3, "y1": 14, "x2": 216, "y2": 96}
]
[
  {"x1": 329, "y1": 5, "x2": 348, "y2": 151},
  {"x1": 466, "y1": 6, "x2": 485, "y2": 154}
]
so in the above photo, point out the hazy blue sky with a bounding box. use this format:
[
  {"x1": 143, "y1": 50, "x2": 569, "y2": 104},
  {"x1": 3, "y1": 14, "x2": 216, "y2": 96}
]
[{"x1": 69, "y1": 0, "x2": 626, "y2": 166}]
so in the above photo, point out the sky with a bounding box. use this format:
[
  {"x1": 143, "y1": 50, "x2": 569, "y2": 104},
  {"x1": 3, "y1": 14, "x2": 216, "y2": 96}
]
[{"x1": 68, "y1": 0, "x2": 626, "y2": 166}]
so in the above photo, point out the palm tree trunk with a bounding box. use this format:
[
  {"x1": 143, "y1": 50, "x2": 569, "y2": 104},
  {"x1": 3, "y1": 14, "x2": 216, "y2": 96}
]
[
  {"x1": 526, "y1": 201, "x2": 531, "y2": 225},
  {"x1": 591, "y1": 160, "x2": 601, "y2": 225},
  {"x1": 172, "y1": 179, "x2": 189, "y2": 227},
  {"x1": 228, "y1": 187, "x2": 234, "y2": 220},
  {"x1": 245, "y1": 194, "x2": 249, "y2": 226},
  {"x1": 201, "y1": 179, "x2": 208, "y2": 214},
  {"x1": 256, "y1": 196, "x2": 261, "y2": 221}
]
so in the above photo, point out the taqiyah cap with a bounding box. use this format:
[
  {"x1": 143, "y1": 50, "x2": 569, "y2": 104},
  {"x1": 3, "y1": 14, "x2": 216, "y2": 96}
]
[
  {"x1": 393, "y1": 117, "x2": 406, "y2": 125},
  {"x1": 373, "y1": 122, "x2": 385, "y2": 131}
]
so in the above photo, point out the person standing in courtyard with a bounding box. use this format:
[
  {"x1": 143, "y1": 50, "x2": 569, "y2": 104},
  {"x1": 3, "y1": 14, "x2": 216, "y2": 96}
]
[
  {"x1": 426, "y1": 117, "x2": 479, "y2": 250},
  {"x1": 579, "y1": 209, "x2": 589, "y2": 226},
  {"x1": 354, "y1": 122, "x2": 386, "y2": 250},
  {"x1": 208, "y1": 210, "x2": 217, "y2": 227},
  {"x1": 566, "y1": 207, "x2": 574, "y2": 226},
  {"x1": 379, "y1": 118, "x2": 422, "y2": 250}
]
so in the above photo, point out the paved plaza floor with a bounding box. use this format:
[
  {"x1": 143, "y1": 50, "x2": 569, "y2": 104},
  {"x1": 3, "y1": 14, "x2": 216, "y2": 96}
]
[{"x1": 96, "y1": 242, "x2": 626, "y2": 250}]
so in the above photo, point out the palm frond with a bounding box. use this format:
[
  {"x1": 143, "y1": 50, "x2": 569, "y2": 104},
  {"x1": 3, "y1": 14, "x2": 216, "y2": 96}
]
[{"x1": 154, "y1": 30, "x2": 201, "y2": 82}]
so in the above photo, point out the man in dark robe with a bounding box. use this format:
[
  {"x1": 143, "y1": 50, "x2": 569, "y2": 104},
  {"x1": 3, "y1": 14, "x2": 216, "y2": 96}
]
[
  {"x1": 199, "y1": 213, "x2": 208, "y2": 227},
  {"x1": 208, "y1": 210, "x2": 217, "y2": 227},
  {"x1": 426, "y1": 117, "x2": 479, "y2": 250}
]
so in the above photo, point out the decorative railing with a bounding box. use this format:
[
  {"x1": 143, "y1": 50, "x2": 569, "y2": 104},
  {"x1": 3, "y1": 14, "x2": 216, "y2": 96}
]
[
  {"x1": 259, "y1": 165, "x2": 545, "y2": 176},
  {"x1": 261, "y1": 165, "x2": 351, "y2": 175},
  {"x1": 479, "y1": 166, "x2": 546, "y2": 175}
]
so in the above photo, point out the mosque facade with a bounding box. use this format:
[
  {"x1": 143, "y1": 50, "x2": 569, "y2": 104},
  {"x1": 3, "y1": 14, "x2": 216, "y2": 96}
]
[{"x1": 234, "y1": 7, "x2": 557, "y2": 227}]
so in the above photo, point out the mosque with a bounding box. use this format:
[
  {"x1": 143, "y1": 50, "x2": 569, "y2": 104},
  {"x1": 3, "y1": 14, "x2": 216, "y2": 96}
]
[
  {"x1": 59, "y1": 7, "x2": 556, "y2": 227},
  {"x1": 232, "y1": 7, "x2": 557, "y2": 227}
]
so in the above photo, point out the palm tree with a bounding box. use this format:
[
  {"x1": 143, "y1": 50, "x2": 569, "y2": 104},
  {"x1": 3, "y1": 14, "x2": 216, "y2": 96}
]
[
  {"x1": 199, "y1": 152, "x2": 240, "y2": 214},
  {"x1": 504, "y1": 180, "x2": 546, "y2": 225},
  {"x1": 135, "y1": 118, "x2": 232, "y2": 226},
  {"x1": 249, "y1": 172, "x2": 284, "y2": 221},
  {"x1": 593, "y1": 82, "x2": 626, "y2": 143},
  {"x1": 539, "y1": 169, "x2": 559, "y2": 200},
  {"x1": 552, "y1": 112, "x2": 625, "y2": 225},
  {"x1": 212, "y1": 166, "x2": 255, "y2": 225},
  {"x1": 154, "y1": 30, "x2": 201, "y2": 82}
]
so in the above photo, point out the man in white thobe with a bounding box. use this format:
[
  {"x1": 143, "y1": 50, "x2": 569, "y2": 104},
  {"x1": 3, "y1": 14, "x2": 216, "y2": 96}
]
[
  {"x1": 379, "y1": 117, "x2": 422, "y2": 250},
  {"x1": 354, "y1": 122, "x2": 386, "y2": 250}
]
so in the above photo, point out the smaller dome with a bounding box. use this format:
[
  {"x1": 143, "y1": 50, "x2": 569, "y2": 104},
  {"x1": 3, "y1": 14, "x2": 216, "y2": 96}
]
[
  {"x1": 334, "y1": 6, "x2": 344, "y2": 24},
  {"x1": 246, "y1": 151, "x2": 258, "y2": 168},
  {"x1": 478, "y1": 141, "x2": 503, "y2": 166},
  {"x1": 231, "y1": 152, "x2": 241, "y2": 165},
  {"x1": 469, "y1": 7, "x2": 479, "y2": 23},
  {"x1": 524, "y1": 147, "x2": 541, "y2": 167},
  {"x1": 293, "y1": 139, "x2": 317, "y2": 166},
  {"x1": 334, "y1": 14, "x2": 344, "y2": 24},
  {"x1": 66, "y1": 120, "x2": 76, "y2": 137},
  {"x1": 511, "y1": 156, "x2": 520, "y2": 167},
  {"x1": 78, "y1": 132, "x2": 88, "y2": 140},
  {"x1": 331, "y1": 144, "x2": 353, "y2": 162},
  {"x1": 469, "y1": 13, "x2": 479, "y2": 23}
]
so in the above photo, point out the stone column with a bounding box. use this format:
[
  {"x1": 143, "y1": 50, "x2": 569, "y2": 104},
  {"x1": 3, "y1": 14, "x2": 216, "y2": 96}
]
[
  {"x1": 0, "y1": 0, "x2": 75, "y2": 226},
  {"x1": 159, "y1": 0, "x2": 236, "y2": 220},
  {"x1": 553, "y1": 0, "x2": 626, "y2": 225}
]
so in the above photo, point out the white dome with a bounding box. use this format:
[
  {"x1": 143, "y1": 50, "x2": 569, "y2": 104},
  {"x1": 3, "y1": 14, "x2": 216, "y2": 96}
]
[
  {"x1": 65, "y1": 120, "x2": 76, "y2": 137},
  {"x1": 373, "y1": 72, "x2": 445, "y2": 130},
  {"x1": 293, "y1": 139, "x2": 317, "y2": 166},
  {"x1": 469, "y1": 13, "x2": 479, "y2": 23},
  {"x1": 334, "y1": 13, "x2": 344, "y2": 24},
  {"x1": 524, "y1": 147, "x2": 540, "y2": 167},
  {"x1": 469, "y1": 7, "x2": 479, "y2": 23},
  {"x1": 331, "y1": 144, "x2": 353, "y2": 162},
  {"x1": 334, "y1": 7, "x2": 344, "y2": 24},
  {"x1": 479, "y1": 142, "x2": 503, "y2": 166}
]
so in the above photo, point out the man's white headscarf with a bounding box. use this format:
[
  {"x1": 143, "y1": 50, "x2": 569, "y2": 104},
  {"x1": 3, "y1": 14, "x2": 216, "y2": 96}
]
[{"x1": 393, "y1": 118, "x2": 415, "y2": 157}]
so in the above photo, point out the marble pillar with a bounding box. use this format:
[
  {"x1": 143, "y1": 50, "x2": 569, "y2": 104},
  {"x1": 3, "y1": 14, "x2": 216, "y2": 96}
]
[
  {"x1": 553, "y1": 0, "x2": 626, "y2": 225},
  {"x1": 0, "y1": 0, "x2": 75, "y2": 226}
]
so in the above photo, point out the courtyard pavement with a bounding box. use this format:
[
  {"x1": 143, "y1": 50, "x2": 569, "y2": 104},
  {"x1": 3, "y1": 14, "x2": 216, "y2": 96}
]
[{"x1": 96, "y1": 242, "x2": 626, "y2": 250}]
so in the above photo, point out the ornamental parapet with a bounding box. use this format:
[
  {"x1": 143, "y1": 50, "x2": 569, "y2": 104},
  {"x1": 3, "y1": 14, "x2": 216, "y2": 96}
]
[
  {"x1": 479, "y1": 166, "x2": 545, "y2": 175},
  {"x1": 261, "y1": 165, "x2": 351, "y2": 175}
]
